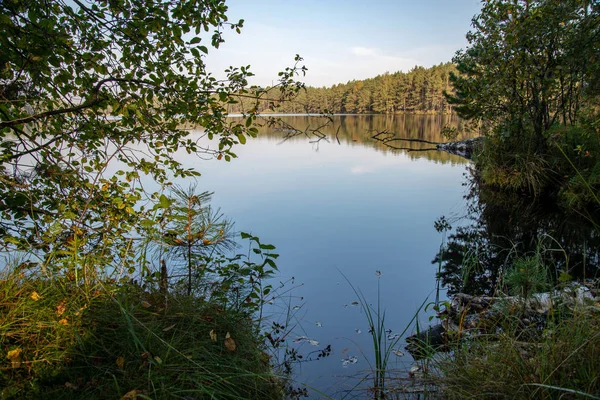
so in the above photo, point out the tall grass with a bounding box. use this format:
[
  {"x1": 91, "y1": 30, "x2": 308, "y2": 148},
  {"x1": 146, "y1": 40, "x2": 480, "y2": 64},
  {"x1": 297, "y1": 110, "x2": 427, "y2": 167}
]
[
  {"x1": 0, "y1": 264, "x2": 284, "y2": 399},
  {"x1": 437, "y1": 306, "x2": 600, "y2": 399}
]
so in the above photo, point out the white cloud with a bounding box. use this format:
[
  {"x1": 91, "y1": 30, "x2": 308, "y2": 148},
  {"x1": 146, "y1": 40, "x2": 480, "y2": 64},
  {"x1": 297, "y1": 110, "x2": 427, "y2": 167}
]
[{"x1": 351, "y1": 46, "x2": 380, "y2": 57}]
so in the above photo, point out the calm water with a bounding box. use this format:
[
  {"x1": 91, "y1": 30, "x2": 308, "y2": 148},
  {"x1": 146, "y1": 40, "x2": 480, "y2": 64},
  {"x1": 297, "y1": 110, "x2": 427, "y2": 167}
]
[{"x1": 178, "y1": 115, "x2": 471, "y2": 397}]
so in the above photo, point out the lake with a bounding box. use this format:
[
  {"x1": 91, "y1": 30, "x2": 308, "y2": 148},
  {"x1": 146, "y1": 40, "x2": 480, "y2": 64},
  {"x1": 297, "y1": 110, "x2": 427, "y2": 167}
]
[{"x1": 178, "y1": 114, "x2": 471, "y2": 397}]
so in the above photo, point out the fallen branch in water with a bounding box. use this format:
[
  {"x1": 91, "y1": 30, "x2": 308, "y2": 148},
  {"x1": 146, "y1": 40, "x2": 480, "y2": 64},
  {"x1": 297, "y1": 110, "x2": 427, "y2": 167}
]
[{"x1": 371, "y1": 130, "x2": 483, "y2": 159}]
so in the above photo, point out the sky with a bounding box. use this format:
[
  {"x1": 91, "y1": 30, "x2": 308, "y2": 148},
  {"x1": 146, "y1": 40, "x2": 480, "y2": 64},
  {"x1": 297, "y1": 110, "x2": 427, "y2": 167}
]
[{"x1": 206, "y1": 0, "x2": 483, "y2": 88}]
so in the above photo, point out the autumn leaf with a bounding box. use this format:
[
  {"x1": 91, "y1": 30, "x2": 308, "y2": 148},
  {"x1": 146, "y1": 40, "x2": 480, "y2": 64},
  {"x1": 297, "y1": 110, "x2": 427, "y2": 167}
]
[
  {"x1": 224, "y1": 332, "x2": 236, "y2": 352},
  {"x1": 75, "y1": 304, "x2": 88, "y2": 316},
  {"x1": 116, "y1": 356, "x2": 125, "y2": 369},
  {"x1": 120, "y1": 389, "x2": 140, "y2": 399},
  {"x1": 56, "y1": 298, "x2": 66, "y2": 316},
  {"x1": 141, "y1": 300, "x2": 151, "y2": 308},
  {"x1": 162, "y1": 324, "x2": 176, "y2": 332},
  {"x1": 58, "y1": 318, "x2": 69, "y2": 326},
  {"x1": 209, "y1": 329, "x2": 217, "y2": 342},
  {"x1": 6, "y1": 348, "x2": 22, "y2": 368},
  {"x1": 30, "y1": 291, "x2": 41, "y2": 301}
]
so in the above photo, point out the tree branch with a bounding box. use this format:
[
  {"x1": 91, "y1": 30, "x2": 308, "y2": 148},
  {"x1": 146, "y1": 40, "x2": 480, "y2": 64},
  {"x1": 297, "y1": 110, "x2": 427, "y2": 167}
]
[{"x1": 0, "y1": 77, "x2": 154, "y2": 129}]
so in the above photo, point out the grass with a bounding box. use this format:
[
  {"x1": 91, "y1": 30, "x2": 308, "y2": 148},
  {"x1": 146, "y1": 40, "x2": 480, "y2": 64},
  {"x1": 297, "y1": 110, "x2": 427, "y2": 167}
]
[
  {"x1": 429, "y1": 238, "x2": 600, "y2": 400},
  {"x1": 340, "y1": 271, "x2": 427, "y2": 399},
  {"x1": 436, "y1": 306, "x2": 600, "y2": 399},
  {"x1": 0, "y1": 265, "x2": 283, "y2": 399}
]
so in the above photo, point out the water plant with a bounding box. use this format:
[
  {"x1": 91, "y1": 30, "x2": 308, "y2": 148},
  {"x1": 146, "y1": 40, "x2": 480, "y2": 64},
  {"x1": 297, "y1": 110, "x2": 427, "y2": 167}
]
[{"x1": 341, "y1": 270, "x2": 426, "y2": 399}]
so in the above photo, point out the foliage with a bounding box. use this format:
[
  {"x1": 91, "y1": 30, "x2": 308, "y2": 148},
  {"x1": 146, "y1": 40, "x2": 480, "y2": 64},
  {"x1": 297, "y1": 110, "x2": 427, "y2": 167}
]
[
  {"x1": 136, "y1": 185, "x2": 281, "y2": 316},
  {"x1": 504, "y1": 254, "x2": 552, "y2": 298},
  {"x1": 0, "y1": 0, "x2": 306, "y2": 274},
  {"x1": 449, "y1": 0, "x2": 600, "y2": 144},
  {"x1": 0, "y1": 2, "x2": 306, "y2": 397},
  {"x1": 142, "y1": 185, "x2": 236, "y2": 296},
  {"x1": 434, "y1": 171, "x2": 600, "y2": 296},
  {"x1": 448, "y1": 0, "x2": 600, "y2": 198}
]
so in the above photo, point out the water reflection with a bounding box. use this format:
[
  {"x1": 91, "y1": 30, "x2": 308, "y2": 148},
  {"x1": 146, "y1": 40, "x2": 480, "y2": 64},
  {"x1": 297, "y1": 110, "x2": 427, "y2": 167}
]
[
  {"x1": 252, "y1": 114, "x2": 471, "y2": 165},
  {"x1": 435, "y1": 170, "x2": 600, "y2": 296}
]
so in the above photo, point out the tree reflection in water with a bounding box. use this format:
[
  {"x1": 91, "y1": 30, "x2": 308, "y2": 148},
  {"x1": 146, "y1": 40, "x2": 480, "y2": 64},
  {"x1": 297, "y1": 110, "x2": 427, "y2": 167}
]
[{"x1": 434, "y1": 169, "x2": 600, "y2": 296}]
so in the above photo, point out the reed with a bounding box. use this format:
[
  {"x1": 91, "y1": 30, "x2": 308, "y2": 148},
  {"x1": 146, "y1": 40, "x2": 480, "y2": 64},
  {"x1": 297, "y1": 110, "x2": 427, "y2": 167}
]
[{"x1": 341, "y1": 271, "x2": 426, "y2": 399}]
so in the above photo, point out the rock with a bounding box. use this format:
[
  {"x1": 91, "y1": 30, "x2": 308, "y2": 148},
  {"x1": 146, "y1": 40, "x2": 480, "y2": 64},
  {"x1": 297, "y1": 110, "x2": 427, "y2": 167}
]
[
  {"x1": 405, "y1": 324, "x2": 447, "y2": 360},
  {"x1": 436, "y1": 137, "x2": 484, "y2": 159}
]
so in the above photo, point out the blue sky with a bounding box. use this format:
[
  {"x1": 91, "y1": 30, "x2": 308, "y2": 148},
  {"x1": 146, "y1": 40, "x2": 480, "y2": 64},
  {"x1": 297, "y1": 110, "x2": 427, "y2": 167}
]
[{"x1": 207, "y1": 0, "x2": 483, "y2": 87}]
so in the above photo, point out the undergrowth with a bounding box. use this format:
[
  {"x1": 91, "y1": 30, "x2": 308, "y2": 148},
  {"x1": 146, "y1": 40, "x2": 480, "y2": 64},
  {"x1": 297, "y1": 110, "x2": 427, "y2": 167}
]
[
  {"x1": 474, "y1": 115, "x2": 600, "y2": 211},
  {"x1": 437, "y1": 307, "x2": 600, "y2": 399},
  {"x1": 431, "y1": 237, "x2": 600, "y2": 399},
  {"x1": 0, "y1": 266, "x2": 283, "y2": 399}
]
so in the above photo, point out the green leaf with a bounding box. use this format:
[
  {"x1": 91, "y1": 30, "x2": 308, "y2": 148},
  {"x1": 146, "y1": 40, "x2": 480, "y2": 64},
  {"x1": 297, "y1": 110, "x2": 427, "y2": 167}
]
[
  {"x1": 158, "y1": 194, "x2": 172, "y2": 209},
  {"x1": 140, "y1": 219, "x2": 155, "y2": 228}
]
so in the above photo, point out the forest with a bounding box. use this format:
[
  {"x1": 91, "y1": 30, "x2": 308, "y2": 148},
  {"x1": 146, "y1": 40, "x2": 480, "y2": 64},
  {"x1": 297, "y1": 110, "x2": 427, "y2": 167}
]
[{"x1": 227, "y1": 63, "x2": 457, "y2": 115}]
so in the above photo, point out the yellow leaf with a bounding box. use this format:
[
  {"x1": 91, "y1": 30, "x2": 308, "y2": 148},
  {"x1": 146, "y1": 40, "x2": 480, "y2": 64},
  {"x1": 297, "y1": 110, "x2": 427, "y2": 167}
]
[
  {"x1": 202, "y1": 239, "x2": 211, "y2": 245},
  {"x1": 224, "y1": 332, "x2": 236, "y2": 352},
  {"x1": 153, "y1": 355, "x2": 162, "y2": 365},
  {"x1": 6, "y1": 348, "x2": 22, "y2": 368},
  {"x1": 30, "y1": 291, "x2": 41, "y2": 301},
  {"x1": 209, "y1": 329, "x2": 217, "y2": 342},
  {"x1": 58, "y1": 318, "x2": 69, "y2": 326},
  {"x1": 56, "y1": 299, "x2": 66, "y2": 316},
  {"x1": 120, "y1": 389, "x2": 140, "y2": 400},
  {"x1": 75, "y1": 304, "x2": 88, "y2": 316},
  {"x1": 116, "y1": 356, "x2": 125, "y2": 369}
]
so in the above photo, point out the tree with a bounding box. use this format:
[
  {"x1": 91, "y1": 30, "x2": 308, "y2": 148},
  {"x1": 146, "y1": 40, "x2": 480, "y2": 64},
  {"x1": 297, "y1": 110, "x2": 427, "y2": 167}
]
[
  {"x1": 447, "y1": 0, "x2": 600, "y2": 149},
  {"x1": 149, "y1": 185, "x2": 236, "y2": 296},
  {"x1": 0, "y1": 0, "x2": 305, "y2": 276}
]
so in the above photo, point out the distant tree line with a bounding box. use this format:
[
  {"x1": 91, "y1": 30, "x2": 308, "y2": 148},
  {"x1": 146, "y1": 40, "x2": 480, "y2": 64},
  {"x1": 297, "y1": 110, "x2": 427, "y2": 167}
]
[{"x1": 228, "y1": 63, "x2": 458, "y2": 115}]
